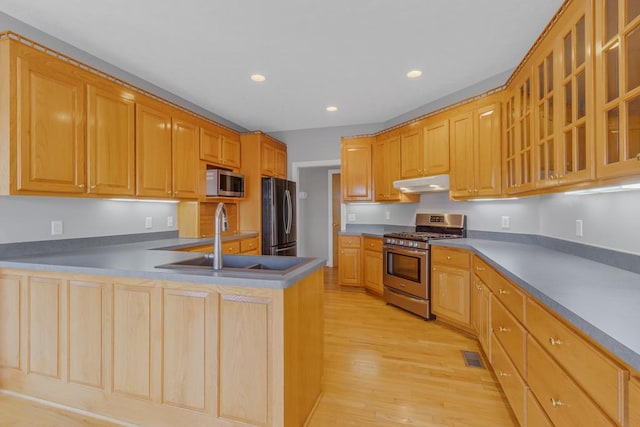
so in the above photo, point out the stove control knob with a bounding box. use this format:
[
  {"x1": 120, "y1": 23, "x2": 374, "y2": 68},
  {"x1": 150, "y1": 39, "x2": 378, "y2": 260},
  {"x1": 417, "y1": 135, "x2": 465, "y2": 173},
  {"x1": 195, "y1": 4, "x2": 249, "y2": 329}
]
[{"x1": 413, "y1": 242, "x2": 419, "y2": 248}]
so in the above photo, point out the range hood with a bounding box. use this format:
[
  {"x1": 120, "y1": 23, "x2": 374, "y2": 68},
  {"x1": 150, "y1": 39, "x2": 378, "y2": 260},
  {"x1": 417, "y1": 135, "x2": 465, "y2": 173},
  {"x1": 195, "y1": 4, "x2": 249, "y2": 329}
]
[{"x1": 393, "y1": 174, "x2": 450, "y2": 193}]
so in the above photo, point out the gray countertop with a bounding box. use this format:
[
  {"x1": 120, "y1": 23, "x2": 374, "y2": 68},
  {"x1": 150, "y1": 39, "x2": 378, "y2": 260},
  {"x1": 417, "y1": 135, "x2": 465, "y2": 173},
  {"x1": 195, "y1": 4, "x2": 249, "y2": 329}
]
[
  {"x1": 430, "y1": 238, "x2": 640, "y2": 372},
  {"x1": 0, "y1": 236, "x2": 325, "y2": 289}
]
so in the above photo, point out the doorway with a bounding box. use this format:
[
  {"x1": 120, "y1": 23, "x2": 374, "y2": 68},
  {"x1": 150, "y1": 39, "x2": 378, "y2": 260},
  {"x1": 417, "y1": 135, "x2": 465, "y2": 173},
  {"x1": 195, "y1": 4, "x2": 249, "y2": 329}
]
[{"x1": 330, "y1": 171, "x2": 341, "y2": 267}]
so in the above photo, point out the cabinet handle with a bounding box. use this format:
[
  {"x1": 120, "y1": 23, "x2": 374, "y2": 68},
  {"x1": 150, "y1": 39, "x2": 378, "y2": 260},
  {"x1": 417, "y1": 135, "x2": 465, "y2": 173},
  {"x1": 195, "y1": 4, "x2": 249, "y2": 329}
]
[
  {"x1": 549, "y1": 337, "x2": 562, "y2": 346},
  {"x1": 468, "y1": 189, "x2": 473, "y2": 193},
  {"x1": 475, "y1": 266, "x2": 485, "y2": 271},
  {"x1": 90, "y1": 185, "x2": 97, "y2": 189},
  {"x1": 498, "y1": 326, "x2": 510, "y2": 333},
  {"x1": 447, "y1": 256, "x2": 452, "y2": 260},
  {"x1": 78, "y1": 184, "x2": 85, "y2": 189},
  {"x1": 498, "y1": 289, "x2": 509, "y2": 295},
  {"x1": 550, "y1": 398, "x2": 565, "y2": 408},
  {"x1": 475, "y1": 284, "x2": 483, "y2": 291},
  {"x1": 498, "y1": 371, "x2": 509, "y2": 377},
  {"x1": 432, "y1": 267, "x2": 437, "y2": 271}
]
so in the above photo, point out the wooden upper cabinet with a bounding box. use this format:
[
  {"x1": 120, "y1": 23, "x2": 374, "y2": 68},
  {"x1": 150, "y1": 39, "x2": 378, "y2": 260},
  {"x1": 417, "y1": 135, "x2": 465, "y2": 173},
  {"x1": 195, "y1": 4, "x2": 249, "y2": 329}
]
[
  {"x1": 87, "y1": 85, "x2": 135, "y2": 196},
  {"x1": 595, "y1": 0, "x2": 640, "y2": 178},
  {"x1": 399, "y1": 126, "x2": 423, "y2": 178},
  {"x1": 504, "y1": 74, "x2": 536, "y2": 194},
  {"x1": 15, "y1": 51, "x2": 86, "y2": 194},
  {"x1": 136, "y1": 102, "x2": 172, "y2": 197},
  {"x1": 374, "y1": 132, "x2": 402, "y2": 201},
  {"x1": 260, "y1": 139, "x2": 286, "y2": 178},
  {"x1": 534, "y1": 0, "x2": 594, "y2": 189},
  {"x1": 274, "y1": 146, "x2": 287, "y2": 178},
  {"x1": 450, "y1": 99, "x2": 501, "y2": 198},
  {"x1": 200, "y1": 126, "x2": 241, "y2": 170},
  {"x1": 423, "y1": 118, "x2": 450, "y2": 175},
  {"x1": 341, "y1": 137, "x2": 373, "y2": 202},
  {"x1": 172, "y1": 117, "x2": 200, "y2": 198}
]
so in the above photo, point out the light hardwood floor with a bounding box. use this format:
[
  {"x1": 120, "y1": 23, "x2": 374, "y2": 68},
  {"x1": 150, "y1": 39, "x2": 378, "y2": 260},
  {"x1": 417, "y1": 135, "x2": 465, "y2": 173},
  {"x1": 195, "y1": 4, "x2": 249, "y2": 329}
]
[{"x1": 0, "y1": 267, "x2": 515, "y2": 426}]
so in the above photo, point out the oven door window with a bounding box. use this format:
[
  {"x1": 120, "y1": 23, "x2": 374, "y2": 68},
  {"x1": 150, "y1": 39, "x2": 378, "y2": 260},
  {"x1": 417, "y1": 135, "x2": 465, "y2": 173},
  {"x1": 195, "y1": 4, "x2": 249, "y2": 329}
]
[{"x1": 386, "y1": 251, "x2": 421, "y2": 283}]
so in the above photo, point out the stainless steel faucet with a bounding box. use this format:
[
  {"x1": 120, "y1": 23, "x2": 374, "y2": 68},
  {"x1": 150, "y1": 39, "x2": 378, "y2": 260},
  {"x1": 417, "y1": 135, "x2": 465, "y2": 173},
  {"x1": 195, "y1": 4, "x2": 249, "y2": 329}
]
[{"x1": 213, "y1": 202, "x2": 228, "y2": 270}]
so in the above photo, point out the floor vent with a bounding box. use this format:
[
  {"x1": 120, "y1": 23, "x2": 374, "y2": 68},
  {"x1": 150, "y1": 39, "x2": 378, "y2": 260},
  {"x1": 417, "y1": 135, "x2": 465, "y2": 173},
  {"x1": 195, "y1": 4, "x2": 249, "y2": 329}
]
[{"x1": 461, "y1": 350, "x2": 485, "y2": 369}]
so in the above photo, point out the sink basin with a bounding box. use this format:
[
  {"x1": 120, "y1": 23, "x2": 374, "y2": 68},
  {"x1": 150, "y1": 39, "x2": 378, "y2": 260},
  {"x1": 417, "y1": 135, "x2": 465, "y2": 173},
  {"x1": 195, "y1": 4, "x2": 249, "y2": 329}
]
[{"x1": 156, "y1": 254, "x2": 310, "y2": 274}]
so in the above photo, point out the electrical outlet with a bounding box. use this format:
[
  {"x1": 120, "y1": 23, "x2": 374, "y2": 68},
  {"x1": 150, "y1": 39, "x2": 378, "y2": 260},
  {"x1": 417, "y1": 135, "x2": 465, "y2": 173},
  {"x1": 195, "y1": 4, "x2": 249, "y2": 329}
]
[
  {"x1": 576, "y1": 219, "x2": 583, "y2": 237},
  {"x1": 145, "y1": 217, "x2": 153, "y2": 229},
  {"x1": 51, "y1": 220, "x2": 63, "y2": 236},
  {"x1": 347, "y1": 213, "x2": 356, "y2": 222},
  {"x1": 166, "y1": 216, "x2": 174, "y2": 227},
  {"x1": 385, "y1": 211, "x2": 391, "y2": 220},
  {"x1": 501, "y1": 216, "x2": 510, "y2": 229}
]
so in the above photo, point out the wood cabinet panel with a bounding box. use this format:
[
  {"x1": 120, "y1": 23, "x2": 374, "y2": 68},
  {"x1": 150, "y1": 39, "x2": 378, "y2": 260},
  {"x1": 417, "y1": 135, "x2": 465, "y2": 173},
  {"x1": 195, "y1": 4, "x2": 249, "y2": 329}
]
[
  {"x1": 16, "y1": 55, "x2": 85, "y2": 194},
  {"x1": 222, "y1": 240, "x2": 240, "y2": 254},
  {"x1": 261, "y1": 142, "x2": 276, "y2": 176},
  {"x1": 240, "y1": 236, "x2": 259, "y2": 253},
  {"x1": 86, "y1": 84, "x2": 135, "y2": 196},
  {"x1": 431, "y1": 246, "x2": 470, "y2": 269},
  {"x1": 0, "y1": 274, "x2": 21, "y2": 369},
  {"x1": 219, "y1": 294, "x2": 269, "y2": 425},
  {"x1": 527, "y1": 334, "x2": 615, "y2": 426},
  {"x1": 491, "y1": 298, "x2": 526, "y2": 378},
  {"x1": 338, "y1": 236, "x2": 362, "y2": 286},
  {"x1": 423, "y1": 119, "x2": 450, "y2": 175},
  {"x1": 374, "y1": 133, "x2": 402, "y2": 201},
  {"x1": 163, "y1": 289, "x2": 209, "y2": 411},
  {"x1": 491, "y1": 334, "x2": 526, "y2": 427},
  {"x1": 399, "y1": 127, "x2": 422, "y2": 179},
  {"x1": 200, "y1": 126, "x2": 222, "y2": 164},
  {"x1": 362, "y1": 236, "x2": 382, "y2": 252},
  {"x1": 136, "y1": 102, "x2": 172, "y2": 197},
  {"x1": 363, "y1": 239, "x2": 383, "y2": 295},
  {"x1": 431, "y1": 264, "x2": 470, "y2": 327},
  {"x1": 112, "y1": 285, "x2": 153, "y2": 399},
  {"x1": 526, "y1": 389, "x2": 554, "y2": 427},
  {"x1": 483, "y1": 268, "x2": 525, "y2": 324},
  {"x1": 28, "y1": 277, "x2": 61, "y2": 378},
  {"x1": 630, "y1": 377, "x2": 640, "y2": 427},
  {"x1": 341, "y1": 137, "x2": 372, "y2": 201},
  {"x1": 68, "y1": 280, "x2": 104, "y2": 388},
  {"x1": 471, "y1": 275, "x2": 491, "y2": 358},
  {"x1": 450, "y1": 111, "x2": 475, "y2": 197},
  {"x1": 275, "y1": 147, "x2": 287, "y2": 178},
  {"x1": 339, "y1": 235, "x2": 361, "y2": 248},
  {"x1": 172, "y1": 118, "x2": 199, "y2": 198},
  {"x1": 221, "y1": 134, "x2": 241, "y2": 169},
  {"x1": 526, "y1": 297, "x2": 625, "y2": 424},
  {"x1": 475, "y1": 103, "x2": 502, "y2": 195}
]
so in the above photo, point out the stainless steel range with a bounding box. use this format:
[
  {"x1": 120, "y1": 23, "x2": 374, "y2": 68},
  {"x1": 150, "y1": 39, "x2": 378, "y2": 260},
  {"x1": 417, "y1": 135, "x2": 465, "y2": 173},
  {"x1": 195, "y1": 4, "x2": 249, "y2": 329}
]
[{"x1": 383, "y1": 213, "x2": 466, "y2": 319}]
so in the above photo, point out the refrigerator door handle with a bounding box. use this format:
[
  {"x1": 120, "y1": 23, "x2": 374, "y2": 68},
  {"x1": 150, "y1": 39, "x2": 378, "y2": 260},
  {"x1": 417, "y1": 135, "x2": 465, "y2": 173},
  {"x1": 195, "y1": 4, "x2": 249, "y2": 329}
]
[{"x1": 284, "y1": 189, "x2": 292, "y2": 234}]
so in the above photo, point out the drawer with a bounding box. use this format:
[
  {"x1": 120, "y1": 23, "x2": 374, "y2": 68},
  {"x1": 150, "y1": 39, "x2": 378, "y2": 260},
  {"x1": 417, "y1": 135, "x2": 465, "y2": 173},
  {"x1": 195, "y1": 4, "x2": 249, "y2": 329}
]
[
  {"x1": 491, "y1": 334, "x2": 526, "y2": 427},
  {"x1": 431, "y1": 246, "x2": 470, "y2": 269},
  {"x1": 491, "y1": 298, "x2": 526, "y2": 378},
  {"x1": 526, "y1": 298, "x2": 625, "y2": 425},
  {"x1": 240, "y1": 237, "x2": 259, "y2": 253},
  {"x1": 630, "y1": 377, "x2": 640, "y2": 427},
  {"x1": 176, "y1": 244, "x2": 212, "y2": 253},
  {"x1": 362, "y1": 236, "x2": 382, "y2": 252},
  {"x1": 526, "y1": 389, "x2": 553, "y2": 427},
  {"x1": 527, "y1": 335, "x2": 615, "y2": 427},
  {"x1": 339, "y1": 235, "x2": 361, "y2": 248},
  {"x1": 222, "y1": 240, "x2": 240, "y2": 254},
  {"x1": 472, "y1": 255, "x2": 495, "y2": 284},
  {"x1": 481, "y1": 267, "x2": 525, "y2": 324}
]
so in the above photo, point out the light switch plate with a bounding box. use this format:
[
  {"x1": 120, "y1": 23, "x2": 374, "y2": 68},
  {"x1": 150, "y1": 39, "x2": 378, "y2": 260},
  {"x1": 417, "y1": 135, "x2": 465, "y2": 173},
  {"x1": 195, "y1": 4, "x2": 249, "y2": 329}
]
[
  {"x1": 145, "y1": 217, "x2": 153, "y2": 229},
  {"x1": 166, "y1": 216, "x2": 174, "y2": 227},
  {"x1": 501, "y1": 216, "x2": 510, "y2": 229},
  {"x1": 576, "y1": 219, "x2": 583, "y2": 237},
  {"x1": 51, "y1": 220, "x2": 63, "y2": 236}
]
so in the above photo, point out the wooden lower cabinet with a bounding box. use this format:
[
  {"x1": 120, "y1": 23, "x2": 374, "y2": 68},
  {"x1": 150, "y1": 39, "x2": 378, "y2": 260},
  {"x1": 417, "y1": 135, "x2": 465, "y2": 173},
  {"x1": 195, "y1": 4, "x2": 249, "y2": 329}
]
[
  {"x1": 0, "y1": 268, "x2": 323, "y2": 427},
  {"x1": 362, "y1": 237, "x2": 383, "y2": 295},
  {"x1": 431, "y1": 247, "x2": 471, "y2": 330},
  {"x1": 491, "y1": 334, "x2": 526, "y2": 427},
  {"x1": 471, "y1": 275, "x2": 491, "y2": 358},
  {"x1": 338, "y1": 235, "x2": 362, "y2": 286},
  {"x1": 526, "y1": 389, "x2": 553, "y2": 427},
  {"x1": 491, "y1": 297, "x2": 526, "y2": 378},
  {"x1": 630, "y1": 377, "x2": 640, "y2": 427}
]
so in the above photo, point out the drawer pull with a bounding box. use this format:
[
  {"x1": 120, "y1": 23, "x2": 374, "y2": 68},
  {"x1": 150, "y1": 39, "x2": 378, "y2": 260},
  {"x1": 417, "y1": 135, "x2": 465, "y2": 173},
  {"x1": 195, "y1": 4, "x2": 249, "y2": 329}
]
[
  {"x1": 550, "y1": 398, "x2": 565, "y2": 408},
  {"x1": 498, "y1": 371, "x2": 510, "y2": 377},
  {"x1": 475, "y1": 266, "x2": 485, "y2": 271},
  {"x1": 475, "y1": 284, "x2": 483, "y2": 291},
  {"x1": 498, "y1": 289, "x2": 509, "y2": 295},
  {"x1": 549, "y1": 337, "x2": 563, "y2": 346},
  {"x1": 498, "y1": 326, "x2": 511, "y2": 333},
  {"x1": 447, "y1": 256, "x2": 452, "y2": 260}
]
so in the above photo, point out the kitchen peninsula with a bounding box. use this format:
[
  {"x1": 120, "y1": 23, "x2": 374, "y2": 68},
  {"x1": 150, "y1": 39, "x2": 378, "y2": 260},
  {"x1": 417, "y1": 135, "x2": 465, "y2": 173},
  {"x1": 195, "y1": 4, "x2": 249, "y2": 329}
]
[{"x1": 0, "y1": 238, "x2": 325, "y2": 427}]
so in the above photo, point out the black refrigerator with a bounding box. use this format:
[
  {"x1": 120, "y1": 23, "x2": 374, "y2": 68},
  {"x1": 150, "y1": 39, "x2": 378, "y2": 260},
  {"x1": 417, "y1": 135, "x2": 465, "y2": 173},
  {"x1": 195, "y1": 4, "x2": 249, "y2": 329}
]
[{"x1": 262, "y1": 177, "x2": 297, "y2": 256}]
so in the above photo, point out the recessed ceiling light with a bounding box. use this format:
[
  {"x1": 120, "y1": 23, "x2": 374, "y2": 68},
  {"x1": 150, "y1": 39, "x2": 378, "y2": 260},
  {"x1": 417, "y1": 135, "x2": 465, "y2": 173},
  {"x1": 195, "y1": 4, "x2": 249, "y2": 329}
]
[
  {"x1": 406, "y1": 70, "x2": 423, "y2": 79},
  {"x1": 250, "y1": 74, "x2": 266, "y2": 82},
  {"x1": 326, "y1": 106, "x2": 338, "y2": 112}
]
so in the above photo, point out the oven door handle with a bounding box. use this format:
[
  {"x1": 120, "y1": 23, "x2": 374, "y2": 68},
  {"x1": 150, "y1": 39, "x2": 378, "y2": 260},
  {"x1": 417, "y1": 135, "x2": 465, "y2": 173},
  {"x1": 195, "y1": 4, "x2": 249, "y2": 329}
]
[
  {"x1": 383, "y1": 246, "x2": 428, "y2": 257},
  {"x1": 385, "y1": 287, "x2": 427, "y2": 303}
]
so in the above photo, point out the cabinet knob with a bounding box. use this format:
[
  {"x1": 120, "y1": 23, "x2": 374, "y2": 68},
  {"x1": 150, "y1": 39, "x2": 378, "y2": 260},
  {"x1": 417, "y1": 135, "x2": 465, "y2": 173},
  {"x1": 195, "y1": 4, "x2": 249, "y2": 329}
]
[
  {"x1": 498, "y1": 326, "x2": 510, "y2": 333},
  {"x1": 78, "y1": 184, "x2": 85, "y2": 189},
  {"x1": 498, "y1": 371, "x2": 509, "y2": 377},
  {"x1": 475, "y1": 266, "x2": 485, "y2": 271},
  {"x1": 475, "y1": 284, "x2": 483, "y2": 291},
  {"x1": 549, "y1": 398, "x2": 565, "y2": 408},
  {"x1": 498, "y1": 289, "x2": 509, "y2": 295},
  {"x1": 446, "y1": 256, "x2": 451, "y2": 260},
  {"x1": 548, "y1": 337, "x2": 562, "y2": 346},
  {"x1": 90, "y1": 185, "x2": 97, "y2": 189}
]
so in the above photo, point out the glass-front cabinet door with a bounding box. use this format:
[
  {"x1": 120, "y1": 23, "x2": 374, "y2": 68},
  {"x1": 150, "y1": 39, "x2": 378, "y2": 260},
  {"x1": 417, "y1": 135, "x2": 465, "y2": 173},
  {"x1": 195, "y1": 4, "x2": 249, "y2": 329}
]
[
  {"x1": 596, "y1": 0, "x2": 640, "y2": 178},
  {"x1": 504, "y1": 73, "x2": 535, "y2": 194}
]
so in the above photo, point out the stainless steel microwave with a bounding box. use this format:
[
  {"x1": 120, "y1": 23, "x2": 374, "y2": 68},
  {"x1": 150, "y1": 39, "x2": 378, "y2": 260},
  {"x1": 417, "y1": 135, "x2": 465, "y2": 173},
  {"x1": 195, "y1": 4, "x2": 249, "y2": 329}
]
[{"x1": 206, "y1": 169, "x2": 245, "y2": 197}]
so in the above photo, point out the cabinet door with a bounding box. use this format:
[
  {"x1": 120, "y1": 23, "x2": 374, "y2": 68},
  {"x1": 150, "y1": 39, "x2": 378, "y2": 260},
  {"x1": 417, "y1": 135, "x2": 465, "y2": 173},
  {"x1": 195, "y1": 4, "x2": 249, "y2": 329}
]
[
  {"x1": 504, "y1": 77, "x2": 535, "y2": 194},
  {"x1": 363, "y1": 249, "x2": 383, "y2": 295},
  {"x1": 400, "y1": 128, "x2": 423, "y2": 178},
  {"x1": 423, "y1": 119, "x2": 450, "y2": 175},
  {"x1": 221, "y1": 135, "x2": 241, "y2": 169},
  {"x1": 275, "y1": 147, "x2": 287, "y2": 178},
  {"x1": 172, "y1": 118, "x2": 199, "y2": 198},
  {"x1": 87, "y1": 85, "x2": 135, "y2": 196},
  {"x1": 16, "y1": 54, "x2": 85, "y2": 193},
  {"x1": 261, "y1": 142, "x2": 276, "y2": 176},
  {"x1": 374, "y1": 135, "x2": 401, "y2": 201},
  {"x1": 475, "y1": 103, "x2": 502, "y2": 196},
  {"x1": 136, "y1": 102, "x2": 172, "y2": 197},
  {"x1": 450, "y1": 111, "x2": 475, "y2": 197},
  {"x1": 630, "y1": 377, "x2": 640, "y2": 427},
  {"x1": 595, "y1": 0, "x2": 640, "y2": 178},
  {"x1": 431, "y1": 264, "x2": 470, "y2": 326},
  {"x1": 199, "y1": 126, "x2": 222, "y2": 164},
  {"x1": 341, "y1": 138, "x2": 372, "y2": 201},
  {"x1": 534, "y1": 50, "x2": 559, "y2": 189},
  {"x1": 338, "y1": 237, "x2": 362, "y2": 286},
  {"x1": 471, "y1": 276, "x2": 491, "y2": 357}
]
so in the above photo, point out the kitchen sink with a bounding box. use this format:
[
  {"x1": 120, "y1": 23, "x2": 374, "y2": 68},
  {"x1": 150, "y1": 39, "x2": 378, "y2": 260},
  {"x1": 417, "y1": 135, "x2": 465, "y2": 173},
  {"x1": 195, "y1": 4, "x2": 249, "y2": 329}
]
[{"x1": 155, "y1": 254, "x2": 311, "y2": 274}]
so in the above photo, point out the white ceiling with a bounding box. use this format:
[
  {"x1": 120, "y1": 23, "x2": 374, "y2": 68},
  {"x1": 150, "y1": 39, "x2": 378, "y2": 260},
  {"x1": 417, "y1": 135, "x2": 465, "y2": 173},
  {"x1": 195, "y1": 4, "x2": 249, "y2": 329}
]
[{"x1": 0, "y1": 0, "x2": 564, "y2": 132}]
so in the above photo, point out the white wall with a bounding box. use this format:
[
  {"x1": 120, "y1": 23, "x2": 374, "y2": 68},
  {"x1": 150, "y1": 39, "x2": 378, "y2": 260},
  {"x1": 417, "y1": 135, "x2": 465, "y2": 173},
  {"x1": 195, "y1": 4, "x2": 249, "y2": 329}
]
[{"x1": 0, "y1": 197, "x2": 177, "y2": 243}]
